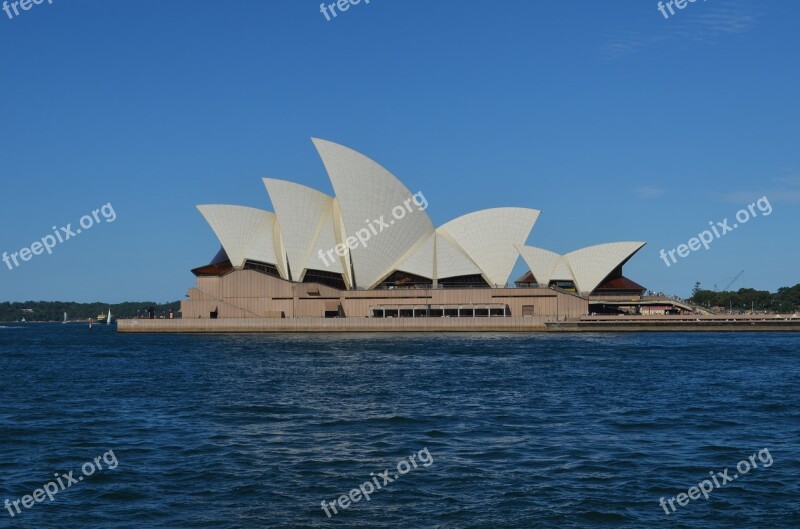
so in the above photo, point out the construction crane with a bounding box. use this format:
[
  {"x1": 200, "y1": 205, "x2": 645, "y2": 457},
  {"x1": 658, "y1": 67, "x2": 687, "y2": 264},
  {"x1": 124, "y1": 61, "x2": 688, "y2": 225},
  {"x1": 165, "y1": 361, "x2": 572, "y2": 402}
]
[{"x1": 715, "y1": 270, "x2": 744, "y2": 292}]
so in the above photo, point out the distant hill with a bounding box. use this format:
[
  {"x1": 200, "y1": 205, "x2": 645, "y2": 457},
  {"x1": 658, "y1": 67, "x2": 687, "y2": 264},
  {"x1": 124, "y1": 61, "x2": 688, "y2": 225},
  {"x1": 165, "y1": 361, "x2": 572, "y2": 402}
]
[{"x1": 0, "y1": 301, "x2": 181, "y2": 322}]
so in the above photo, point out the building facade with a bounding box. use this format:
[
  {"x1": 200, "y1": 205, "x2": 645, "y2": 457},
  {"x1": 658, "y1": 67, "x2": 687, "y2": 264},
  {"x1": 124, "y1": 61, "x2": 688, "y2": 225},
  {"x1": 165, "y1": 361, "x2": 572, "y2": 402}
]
[{"x1": 180, "y1": 139, "x2": 645, "y2": 320}]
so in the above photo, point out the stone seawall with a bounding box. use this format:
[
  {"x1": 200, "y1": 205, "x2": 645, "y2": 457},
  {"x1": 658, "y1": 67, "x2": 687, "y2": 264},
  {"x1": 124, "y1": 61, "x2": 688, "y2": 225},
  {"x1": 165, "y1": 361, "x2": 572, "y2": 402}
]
[
  {"x1": 117, "y1": 317, "x2": 549, "y2": 333},
  {"x1": 548, "y1": 320, "x2": 800, "y2": 332},
  {"x1": 117, "y1": 315, "x2": 800, "y2": 333}
]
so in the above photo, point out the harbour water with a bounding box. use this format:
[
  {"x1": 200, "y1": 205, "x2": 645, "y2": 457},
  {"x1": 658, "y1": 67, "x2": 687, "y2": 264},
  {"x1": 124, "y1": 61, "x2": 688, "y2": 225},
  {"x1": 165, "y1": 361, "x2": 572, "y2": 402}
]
[{"x1": 1, "y1": 324, "x2": 798, "y2": 528}]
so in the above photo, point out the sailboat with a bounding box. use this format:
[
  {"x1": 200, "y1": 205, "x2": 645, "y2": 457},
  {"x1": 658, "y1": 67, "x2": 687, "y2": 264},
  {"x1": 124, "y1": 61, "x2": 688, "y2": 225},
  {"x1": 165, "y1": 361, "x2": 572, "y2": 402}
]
[
  {"x1": 63, "y1": 312, "x2": 69, "y2": 324},
  {"x1": 107, "y1": 308, "x2": 112, "y2": 325}
]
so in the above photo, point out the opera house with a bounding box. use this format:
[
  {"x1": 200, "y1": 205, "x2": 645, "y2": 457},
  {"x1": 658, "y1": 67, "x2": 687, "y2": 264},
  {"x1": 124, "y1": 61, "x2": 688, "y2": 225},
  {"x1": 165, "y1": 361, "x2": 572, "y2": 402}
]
[{"x1": 180, "y1": 139, "x2": 647, "y2": 321}]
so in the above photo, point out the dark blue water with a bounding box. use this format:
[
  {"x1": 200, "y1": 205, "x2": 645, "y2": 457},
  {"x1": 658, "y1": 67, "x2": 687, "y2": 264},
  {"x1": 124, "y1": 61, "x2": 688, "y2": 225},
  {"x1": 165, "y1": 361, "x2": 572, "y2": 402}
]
[{"x1": 0, "y1": 324, "x2": 798, "y2": 528}]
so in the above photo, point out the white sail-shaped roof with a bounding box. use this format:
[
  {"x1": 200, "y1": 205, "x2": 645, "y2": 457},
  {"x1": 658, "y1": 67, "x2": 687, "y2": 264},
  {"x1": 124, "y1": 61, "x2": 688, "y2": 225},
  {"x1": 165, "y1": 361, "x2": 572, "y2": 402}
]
[
  {"x1": 517, "y1": 241, "x2": 645, "y2": 293},
  {"x1": 395, "y1": 232, "x2": 435, "y2": 279},
  {"x1": 248, "y1": 219, "x2": 288, "y2": 278},
  {"x1": 330, "y1": 199, "x2": 353, "y2": 287},
  {"x1": 395, "y1": 231, "x2": 496, "y2": 281},
  {"x1": 438, "y1": 208, "x2": 540, "y2": 286},
  {"x1": 263, "y1": 178, "x2": 343, "y2": 279},
  {"x1": 550, "y1": 258, "x2": 575, "y2": 282},
  {"x1": 565, "y1": 242, "x2": 646, "y2": 293},
  {"x1": 196, "y1": 205, "x2": 283, "y2": 276},
  {"x1": 195, "y1": 139, "x2": 647, "y2": 294},
  {"x1": 312, "y1": 138, "x2": 435, "y2": 289},
  {"x1": 308, "y1": 199, "x2": 345, "y2": 275},
  {"x1": 435, "y1": 231, "x2": 483, "y2": 279},
  {"x1": 515, "y1": 245, "x2": 562, "y2": 285}
]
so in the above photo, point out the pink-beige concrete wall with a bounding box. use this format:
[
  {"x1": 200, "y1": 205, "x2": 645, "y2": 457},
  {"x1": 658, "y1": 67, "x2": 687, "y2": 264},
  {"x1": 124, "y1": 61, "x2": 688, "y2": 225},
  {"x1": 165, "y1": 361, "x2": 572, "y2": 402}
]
[{"x1": 180, "y1": 270, "x2": 588, "y2": 320}]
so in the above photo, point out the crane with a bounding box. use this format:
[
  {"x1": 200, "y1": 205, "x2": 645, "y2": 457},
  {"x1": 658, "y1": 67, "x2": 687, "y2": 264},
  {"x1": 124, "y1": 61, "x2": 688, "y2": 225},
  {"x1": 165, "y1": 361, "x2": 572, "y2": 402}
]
[{"x1": 715, "y1": 270, "x2": 744, "y2": 292}]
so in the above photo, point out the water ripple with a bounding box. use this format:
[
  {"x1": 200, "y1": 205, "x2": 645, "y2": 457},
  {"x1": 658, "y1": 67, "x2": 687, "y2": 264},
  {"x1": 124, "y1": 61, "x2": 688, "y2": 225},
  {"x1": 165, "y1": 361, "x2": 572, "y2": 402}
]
[{"x1": 0, "y1": 326, "x2": 798, "y2": 528}]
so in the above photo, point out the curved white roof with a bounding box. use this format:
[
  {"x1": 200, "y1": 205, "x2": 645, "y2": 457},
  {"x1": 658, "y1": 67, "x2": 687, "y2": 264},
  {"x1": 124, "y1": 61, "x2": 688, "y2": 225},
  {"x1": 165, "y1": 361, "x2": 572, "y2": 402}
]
[
  {"x1": 438, "y1": 208, "x2": 540, "y2": 286},
  {"x1": 331, "y1": 199, "x2": 354, "y2": 287},
  {"x1": 312, "y1": 138, "x2": 435, "y2": 288},
  {"x1": 394, "y1": 230, "x2": 499, "y2": 281},
  {"x1": 310, "y1": 200, "x2": 345, "y2": 275},
  {"x1": 515, "y1": 245, "x2": 562, "y2": 285},
  {"x1": 195, "y1": 139, "x2": 646, "y2": 293},
  {"x1": 263, "y1": 178, "x2": 343, "y2": 279},
  {"x1": 565, "y1": 242, "x2": 645, "y2": 293},
  {"x1": 435, "y1": 231, "x2": 483, "y2": 279},
  {"x1": 196, "y1": 205, "x2": 283, "y2": 276},
  {"x1": 395, "y1": 232, "x2": 435, "y2": 279},
  {"x1": 517, "y1": 241, "x2": 645, "y2": 293},
  {"x1": 550, "y1": 258, "x2": 575, "y2": 282}
]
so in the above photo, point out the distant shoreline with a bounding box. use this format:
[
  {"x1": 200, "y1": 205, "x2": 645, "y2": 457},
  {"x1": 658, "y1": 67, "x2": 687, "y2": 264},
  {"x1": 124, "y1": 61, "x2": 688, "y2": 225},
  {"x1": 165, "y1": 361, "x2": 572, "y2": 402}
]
[
  {"x1": 0, "y1": 300, "x2": 181, "y2": 323},
  {"x1": 0, "y1": 321, "x2": 117, "y2": 324}
]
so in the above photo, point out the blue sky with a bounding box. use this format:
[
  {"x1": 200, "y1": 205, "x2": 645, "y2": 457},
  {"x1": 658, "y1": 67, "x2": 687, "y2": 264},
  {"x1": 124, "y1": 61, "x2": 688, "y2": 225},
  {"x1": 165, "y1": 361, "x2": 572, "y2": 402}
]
[{"x1": 0, "y1": 0, "x2": 797, "y2": 302}]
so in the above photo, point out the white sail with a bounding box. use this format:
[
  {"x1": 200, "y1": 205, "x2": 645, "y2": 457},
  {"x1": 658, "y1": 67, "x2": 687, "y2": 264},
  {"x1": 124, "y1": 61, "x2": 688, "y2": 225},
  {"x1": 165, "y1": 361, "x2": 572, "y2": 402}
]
[
  {"x1": 63, "y1": 312, "x2": 68, "y2": 324},
  {"x1": 107, "y1": 308, "x2": 112, "y2": 324}
]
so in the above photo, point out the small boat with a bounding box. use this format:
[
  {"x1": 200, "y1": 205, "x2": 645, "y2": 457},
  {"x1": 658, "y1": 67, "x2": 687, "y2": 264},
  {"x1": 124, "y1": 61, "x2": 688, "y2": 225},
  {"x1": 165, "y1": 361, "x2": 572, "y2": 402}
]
[
  {"x1": 63, "y1": 312, "x2": 69, "y2": 324},
  {"x1": 107, "y1": 308, "x2": 112, "y2": 325},
  {"x1": 20, "y1": 317, "x2": 26, "y2": 323}
]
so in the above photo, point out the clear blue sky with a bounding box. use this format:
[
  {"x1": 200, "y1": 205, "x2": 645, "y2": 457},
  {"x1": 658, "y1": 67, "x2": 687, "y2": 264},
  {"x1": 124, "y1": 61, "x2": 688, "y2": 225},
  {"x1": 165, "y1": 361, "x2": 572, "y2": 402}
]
[{"x1": 0, "y1": 0, "x2": 797, "y2": 302}]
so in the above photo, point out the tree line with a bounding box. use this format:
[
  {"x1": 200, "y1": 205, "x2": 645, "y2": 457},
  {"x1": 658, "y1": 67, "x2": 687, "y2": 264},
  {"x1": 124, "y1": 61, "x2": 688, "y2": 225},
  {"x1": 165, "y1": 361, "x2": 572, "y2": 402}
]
[
  {"x1": 690, "y1": 283, "x2": 800, "y2": 313},
  {"x1": 0, "y1": 301, "x2": 181, "y2": 322}
]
